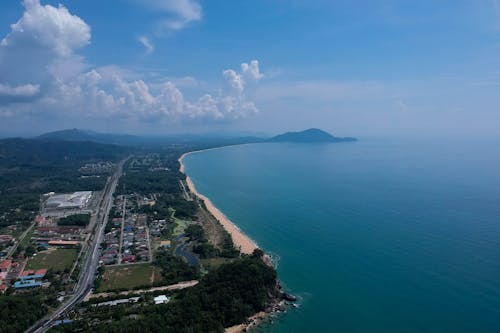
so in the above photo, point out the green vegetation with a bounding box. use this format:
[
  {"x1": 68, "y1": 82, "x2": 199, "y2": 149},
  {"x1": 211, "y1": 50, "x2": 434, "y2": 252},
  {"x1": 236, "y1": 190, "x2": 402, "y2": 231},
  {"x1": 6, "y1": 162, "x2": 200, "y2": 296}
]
[
  {"x1": 57, "y1": 213, "x2": 91, "y2": 227},
  {"x1": 153, "y1": 250, "x2": 199, "y2": 284},
  {"x1": 0, "y1": 292, "x2": 57, "y2": 333},
  {"x1": 51, "y1": 253, "x2": 278, "y2": 333},
  {"x1": 141, "y1": 195, "x2": 198, "y2": 220},
  {"x1": 96, "y1": 264, "x2": 162, "y2": 292},
  {"x1": 26, "y1": 248, "x2": 79, "y2": 273}
]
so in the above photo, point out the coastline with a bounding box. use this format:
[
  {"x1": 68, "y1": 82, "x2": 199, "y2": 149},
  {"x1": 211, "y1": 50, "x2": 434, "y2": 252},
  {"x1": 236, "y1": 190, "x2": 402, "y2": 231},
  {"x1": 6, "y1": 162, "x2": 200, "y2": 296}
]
[
  {"x1": 179, "y1": 149, "x2": 258, "y2": 255},
  {"x1": 179, "y1": 148, "x2": 293, "y2": 333}
]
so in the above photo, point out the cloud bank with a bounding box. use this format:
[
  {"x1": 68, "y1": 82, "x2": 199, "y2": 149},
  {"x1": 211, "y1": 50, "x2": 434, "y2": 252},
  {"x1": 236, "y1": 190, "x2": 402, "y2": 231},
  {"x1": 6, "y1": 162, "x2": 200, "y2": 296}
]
[{"x1": 0, "y1": 0, "x2": 263, "y2": 126}]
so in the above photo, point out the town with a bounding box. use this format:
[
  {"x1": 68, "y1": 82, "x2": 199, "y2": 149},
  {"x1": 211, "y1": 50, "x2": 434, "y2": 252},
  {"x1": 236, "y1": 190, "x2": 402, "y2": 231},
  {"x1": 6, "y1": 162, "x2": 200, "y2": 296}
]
[{"x1": 0, "y1": 138, "x2": 282, "y2": 333}]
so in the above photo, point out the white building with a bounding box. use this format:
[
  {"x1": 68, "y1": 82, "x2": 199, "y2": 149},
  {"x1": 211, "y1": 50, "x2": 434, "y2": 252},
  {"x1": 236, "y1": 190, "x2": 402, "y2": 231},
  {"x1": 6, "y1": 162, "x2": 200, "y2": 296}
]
[{"x1": 154, "y1": 295, "x2": 170, "y2": 305}]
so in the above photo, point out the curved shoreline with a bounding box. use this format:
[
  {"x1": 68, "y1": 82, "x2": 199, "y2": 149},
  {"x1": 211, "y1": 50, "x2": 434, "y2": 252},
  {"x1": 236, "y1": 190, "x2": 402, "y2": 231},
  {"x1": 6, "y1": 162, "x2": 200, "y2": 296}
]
[{"x1": 179, "y1": 149, "x2": 258, "y2": 255}]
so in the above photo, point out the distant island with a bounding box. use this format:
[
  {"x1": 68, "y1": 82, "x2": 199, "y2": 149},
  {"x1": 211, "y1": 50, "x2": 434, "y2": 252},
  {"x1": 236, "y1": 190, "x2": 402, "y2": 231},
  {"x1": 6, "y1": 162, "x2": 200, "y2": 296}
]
[{"x1": 268, "y1": 128, "x2": 357, "y2": 143}]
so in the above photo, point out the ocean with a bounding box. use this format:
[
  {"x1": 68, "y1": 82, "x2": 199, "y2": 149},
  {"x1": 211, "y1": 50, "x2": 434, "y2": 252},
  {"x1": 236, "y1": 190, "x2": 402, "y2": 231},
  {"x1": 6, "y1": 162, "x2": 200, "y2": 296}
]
[{"x1": 182, "y1": 138, "x2": 500, "y2": 333}]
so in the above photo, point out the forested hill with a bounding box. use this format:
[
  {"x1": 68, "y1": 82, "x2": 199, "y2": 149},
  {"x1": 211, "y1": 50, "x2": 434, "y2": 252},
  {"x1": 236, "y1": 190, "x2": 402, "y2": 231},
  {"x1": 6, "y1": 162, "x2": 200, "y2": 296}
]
[
  {"x1": 0, "y1": 138, "x2": 129, "y2": 167},
  {"x1": 37, "y1": 128, "x2": 139, "y2": 146},
  {"x1": 268, "y1": 128, "x2": 356, "y2": 143},
  {"x1": 37, "y1": 128, "x2": 265, "y2": 147}
]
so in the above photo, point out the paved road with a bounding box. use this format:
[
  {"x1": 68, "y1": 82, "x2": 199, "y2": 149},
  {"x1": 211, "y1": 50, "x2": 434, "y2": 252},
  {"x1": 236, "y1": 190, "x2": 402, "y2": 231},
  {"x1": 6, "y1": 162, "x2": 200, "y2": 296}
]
[{"x1": 26, "y1": 156, "x2": 130, "y2": 333}]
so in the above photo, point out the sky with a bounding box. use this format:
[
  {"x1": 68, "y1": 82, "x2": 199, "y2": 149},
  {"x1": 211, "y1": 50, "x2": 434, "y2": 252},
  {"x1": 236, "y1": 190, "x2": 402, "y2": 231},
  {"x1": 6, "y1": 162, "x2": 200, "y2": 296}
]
[{"x1": 0, "y1": 0, "x2": 499, "y2": 138}]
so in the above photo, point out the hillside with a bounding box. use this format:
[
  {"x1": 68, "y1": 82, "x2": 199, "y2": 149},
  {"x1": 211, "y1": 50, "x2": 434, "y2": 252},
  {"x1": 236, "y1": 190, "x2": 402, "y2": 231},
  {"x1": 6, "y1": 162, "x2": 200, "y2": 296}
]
[
  {"x1": 268, "y1": 128, "x2": 356, "y2": 143},
  {"x1": 37, "y1": 129, "x2": 139, "y2": 146}
]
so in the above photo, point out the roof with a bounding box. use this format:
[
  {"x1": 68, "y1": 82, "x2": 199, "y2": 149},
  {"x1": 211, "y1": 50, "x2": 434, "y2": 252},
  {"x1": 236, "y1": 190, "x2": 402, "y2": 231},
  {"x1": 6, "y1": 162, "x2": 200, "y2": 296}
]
[
  {"x1": 48, "y1": 240, "x2": 79, "y2": 245},
  {"x1": 0, "y1": 260, "x2": 12, "y2": 270},
  {"x1": 14, "y1": 280, "x2": 42, "y2": 288},
  {"x1": 21, "y1": 269, "x2": 47, "y2": 277},
  {"x1": 154, "y1": 295, "x2": 170, "y2": 304}
]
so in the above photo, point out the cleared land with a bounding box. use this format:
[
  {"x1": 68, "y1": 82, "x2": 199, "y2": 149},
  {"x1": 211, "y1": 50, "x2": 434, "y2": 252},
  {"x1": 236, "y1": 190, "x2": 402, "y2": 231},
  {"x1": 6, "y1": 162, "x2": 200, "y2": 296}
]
[
  {"x1": 172, "y1": 218, "x2": 190, "y2": 237},
  {"x1": 26, "y1": 248, "x2": 78, "y2": 272},
  {"x1": 200, "y1": 257, "x2": 234, "y2": 271},
  {"x1": 97, "y1": 263, "x2": 163, "y2": 292}
]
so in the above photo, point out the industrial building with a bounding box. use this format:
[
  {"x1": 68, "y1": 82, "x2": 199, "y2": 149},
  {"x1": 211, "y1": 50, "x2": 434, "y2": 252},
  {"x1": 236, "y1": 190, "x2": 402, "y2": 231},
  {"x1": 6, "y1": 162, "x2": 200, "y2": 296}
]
[{"x1": 45, "y1": 191, "x2": 93, "y2": 210}]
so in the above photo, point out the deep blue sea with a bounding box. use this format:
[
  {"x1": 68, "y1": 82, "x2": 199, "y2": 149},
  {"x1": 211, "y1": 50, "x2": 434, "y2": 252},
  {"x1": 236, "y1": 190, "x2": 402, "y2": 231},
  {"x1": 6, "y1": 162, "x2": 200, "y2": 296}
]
[{"x1": 183, "y1": 138, "x2": 500, "y2": 333}]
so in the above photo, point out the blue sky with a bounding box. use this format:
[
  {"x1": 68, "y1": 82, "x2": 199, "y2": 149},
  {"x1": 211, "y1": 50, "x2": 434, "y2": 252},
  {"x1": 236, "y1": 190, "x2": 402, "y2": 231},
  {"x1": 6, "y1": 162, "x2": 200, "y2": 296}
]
[{"x1": 0, "y1": 0, "x2": 499, "y2": 137}]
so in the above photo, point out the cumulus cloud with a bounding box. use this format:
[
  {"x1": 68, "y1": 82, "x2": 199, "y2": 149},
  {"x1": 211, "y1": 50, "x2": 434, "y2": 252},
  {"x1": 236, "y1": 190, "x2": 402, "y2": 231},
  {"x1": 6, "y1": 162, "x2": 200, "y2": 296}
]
[
  {"x1": 139, "y1": 0, "x2": 202, "y2": 33},
  {"x1": 138, "y1": 36, "x2": 154, "y2": 54},
  {"x1": 241, "y1": 60, "x2": 264, "y2": 81},
  {"x1": 0, "y1": 0, "x2": 263, "y2": 126},
  {"x1": 223, "y1": 69, "x2": 245, "y2": 93},
  {"x1": 223, "y1": 60, "x2": 264, "y2": 93},
  {"x1": 1, "y1": 0, "x2": 90, "y2": 57}
]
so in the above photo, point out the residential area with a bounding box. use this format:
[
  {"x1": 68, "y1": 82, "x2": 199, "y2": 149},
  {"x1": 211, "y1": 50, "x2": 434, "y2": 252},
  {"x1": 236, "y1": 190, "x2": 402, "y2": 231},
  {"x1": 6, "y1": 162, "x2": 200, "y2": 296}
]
[{"x1": 0, "y1": 190, "x2": 97, "y2": 294}]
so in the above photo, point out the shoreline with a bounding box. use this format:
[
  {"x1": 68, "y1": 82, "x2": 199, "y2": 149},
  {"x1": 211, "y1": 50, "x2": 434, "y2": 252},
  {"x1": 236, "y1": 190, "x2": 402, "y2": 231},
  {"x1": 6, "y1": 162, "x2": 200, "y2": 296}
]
[
  {"x1": 179, "y1": 148, "x2": 292, "y2": 333},
  {"x1": 179, "y1": 149, "x2": 258, "y2": 255}
]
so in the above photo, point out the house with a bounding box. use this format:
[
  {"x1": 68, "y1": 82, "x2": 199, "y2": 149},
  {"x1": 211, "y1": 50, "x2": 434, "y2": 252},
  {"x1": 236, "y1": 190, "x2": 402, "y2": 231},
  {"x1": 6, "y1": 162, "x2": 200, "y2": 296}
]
[
  {"x1": 0, "y1": 235, "x2": 13, "y2": 246},
  {"x1": 122, "y1": 254, "x2": 135, "y2": 263}
]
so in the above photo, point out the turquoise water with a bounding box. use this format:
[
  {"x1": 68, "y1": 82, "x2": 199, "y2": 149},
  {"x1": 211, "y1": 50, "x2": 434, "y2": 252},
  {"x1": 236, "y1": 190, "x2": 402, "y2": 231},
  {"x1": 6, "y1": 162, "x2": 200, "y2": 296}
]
[{"x1": 183, "y1": 139, "x2": 500, "y2": 333}]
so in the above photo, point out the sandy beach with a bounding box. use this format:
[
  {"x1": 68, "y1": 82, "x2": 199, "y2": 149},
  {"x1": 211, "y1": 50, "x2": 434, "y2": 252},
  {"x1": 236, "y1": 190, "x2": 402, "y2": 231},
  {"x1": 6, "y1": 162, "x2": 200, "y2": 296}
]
[{"x1": 179, "y1": 151, "x2": 258, "y2": 255}]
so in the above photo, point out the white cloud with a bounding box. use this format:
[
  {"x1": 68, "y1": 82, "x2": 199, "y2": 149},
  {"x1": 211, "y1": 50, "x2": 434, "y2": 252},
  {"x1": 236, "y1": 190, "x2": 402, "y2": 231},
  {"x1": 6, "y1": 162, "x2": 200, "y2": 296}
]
[
  {"x1": 1, "y1": 0, "x2": 90, "y2": 57},
  {"x1": 223, "y1": 60, "x2": 264, "y2": 93},
  {"x1": 138, "y1": 36, "x2": 154, "y2": 54},
  {"x1": 0, "y1": 0, "x2": 90, "y2": 87},
  {"x1": 0, "y1": 83, "x2": 40, "y2": 98},
  {"x1": 223, "y1": 69, "x2": 245, "y2": 93},
  {"x1": 241, "y1": 60, "x2": 264, "y2": 81},
  {"x1": 0, "y1": 1, "x2": 262, "y2": 127},
  {"x1": 140, "y1": 0, "x2": 202, "y2": 32}
]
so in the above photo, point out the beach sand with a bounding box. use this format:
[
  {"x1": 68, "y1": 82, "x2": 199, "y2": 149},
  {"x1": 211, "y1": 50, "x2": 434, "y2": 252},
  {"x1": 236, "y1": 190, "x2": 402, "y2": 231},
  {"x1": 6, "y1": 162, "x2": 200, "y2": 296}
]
[{"x1": 179, "y1": 151, "x2": 258, "y2": 255}]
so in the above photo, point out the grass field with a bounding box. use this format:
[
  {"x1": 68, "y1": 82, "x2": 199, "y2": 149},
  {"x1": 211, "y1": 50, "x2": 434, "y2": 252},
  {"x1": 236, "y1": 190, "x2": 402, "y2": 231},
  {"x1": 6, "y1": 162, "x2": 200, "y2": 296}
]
[
  {"x1": 97, "y1": 263, "x2": 163, "y2": 292},
  {"x1": 200, "y1": 257, "x2": 234, "y2": 271},
  {"x1": 26, "y1": 248, "x2": 78, "y2": 272},
  {"x1": 172, "y1": 218, "x2": 190, "y2": 237}
]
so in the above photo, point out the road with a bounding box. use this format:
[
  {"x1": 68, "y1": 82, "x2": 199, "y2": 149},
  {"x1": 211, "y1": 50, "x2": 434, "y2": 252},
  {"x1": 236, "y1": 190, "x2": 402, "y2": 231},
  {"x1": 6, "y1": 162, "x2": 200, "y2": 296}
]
[
  {"x1": 26, "y1": 156, "x2": 130, "y2": 333},
  {"x1": 117, "y1": 196, "x2": 126, "y2": 264}
]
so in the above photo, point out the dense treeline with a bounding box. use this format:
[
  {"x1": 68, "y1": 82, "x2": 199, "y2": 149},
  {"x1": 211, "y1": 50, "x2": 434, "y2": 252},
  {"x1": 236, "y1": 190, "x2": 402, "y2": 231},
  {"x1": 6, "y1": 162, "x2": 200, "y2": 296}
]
[
  {"x1": 0, "y1": 293, "x2": 54, "y2": 333},
  {"x1": 0, "y1": 138, "x2": 128, "y2": 230},
  {"x1": 0, "y1": 138, "x2": 127, "y2": 167},
  {"x1": 57, "y1": 214, "x2": 91, "y2": 227},
  {"x1": 50, "y1": 253, "x2": 277, "y2": 333},
  {"x1": 139, "y1": 195, "x2": 197, "y2": 220},
  {"x1": 0, "y1": 192, "x2": 39, "y2": 228},
  {"x1": 153, "y1": 250, "x2": 199, "y2": 284},
  {"x1": 117, "y1": 171, "x2": 182, "y2": 196},
  {"x1": 186, "y1": 224, "x2": 234, "y2": 259}
]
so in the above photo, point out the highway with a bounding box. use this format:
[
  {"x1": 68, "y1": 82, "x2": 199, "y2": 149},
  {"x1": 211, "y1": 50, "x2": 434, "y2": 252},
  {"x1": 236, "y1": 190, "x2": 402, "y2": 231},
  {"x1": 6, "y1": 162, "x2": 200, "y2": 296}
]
[{"x1": 26, "y1": 156, "x2": 130, "y2": 333}]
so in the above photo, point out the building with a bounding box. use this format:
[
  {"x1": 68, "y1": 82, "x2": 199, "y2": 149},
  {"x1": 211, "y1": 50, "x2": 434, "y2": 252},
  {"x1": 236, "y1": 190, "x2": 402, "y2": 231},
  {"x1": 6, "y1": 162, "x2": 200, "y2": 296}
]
[
  {"x1": 0, "y1": 259, "x2": 12, "y2": 273},
  {"x1": 154, "y1": 295, "x2": 170, "y2": 305},
  {"x1": 160, "y1": 240, "x2": 171, "y2": 248},
  {"x1": 122, "y1": 254, "x2": 135, "y2": 263},
  {"x1": 20, "y1": 269, "x2": 47, "y2": 280},
  {"x1": 45, "y1": 191, "x2": 92, "y2": 210},
  {"x1": 14, "y1": 279, "x2": 42, "y2": 289},
  {"x1": 48, "y1": 240, "x2": 79, "y2": 247},
  {"x1": 0, "y1": 235, "x2": 14, "y2": 246}
]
